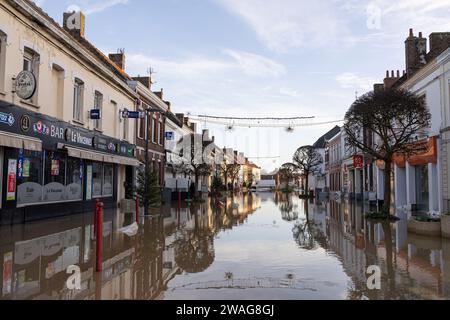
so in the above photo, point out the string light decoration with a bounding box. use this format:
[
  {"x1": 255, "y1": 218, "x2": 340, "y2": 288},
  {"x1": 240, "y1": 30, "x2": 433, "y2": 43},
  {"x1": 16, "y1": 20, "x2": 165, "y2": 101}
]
[{"x1": 187, "y1": 114, "x2": 343, "y2": 130}]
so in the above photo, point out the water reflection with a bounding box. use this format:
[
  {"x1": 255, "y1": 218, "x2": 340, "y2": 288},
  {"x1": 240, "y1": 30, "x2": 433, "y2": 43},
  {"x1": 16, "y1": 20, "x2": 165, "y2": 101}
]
[{"x1": 1, "y1": 192, "x2": 450, "y2": 299}]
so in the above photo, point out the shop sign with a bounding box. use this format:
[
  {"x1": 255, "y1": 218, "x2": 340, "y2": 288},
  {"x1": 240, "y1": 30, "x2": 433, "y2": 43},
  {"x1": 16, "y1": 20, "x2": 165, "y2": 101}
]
[
  {"x1": 0, "y1": 112, "x2": 15, "y2": 127},
  {"x1": 65, "y1": 128, "x2": 93, "y2": 147},
  {"x1": 93, "y1": 137, "x2": 108, "y2": 152},
  {"x1": 108, "y1": 142, "x2": 116, "y2": 152},
  {"x1": 353, "y1": 155, "x2": 364, "y2": 169},
  {"x1": 15, "y1": 70, "x2": 37, "y2": 100},
  {"x1": 33, "y1": 121, "x2": 50, "y2": 136},
  {"x1": 20, "y1": 115, "x2": 31, "y2": 133},
  {"x1": 7, "y1": 159, "x2": 17, "y2": 201}
]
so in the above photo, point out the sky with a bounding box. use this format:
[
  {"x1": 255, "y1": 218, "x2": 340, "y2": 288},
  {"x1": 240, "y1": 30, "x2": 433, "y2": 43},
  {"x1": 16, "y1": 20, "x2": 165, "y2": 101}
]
[{"x1": 34, "y1": 0, "x2": 450, "y2": 173}]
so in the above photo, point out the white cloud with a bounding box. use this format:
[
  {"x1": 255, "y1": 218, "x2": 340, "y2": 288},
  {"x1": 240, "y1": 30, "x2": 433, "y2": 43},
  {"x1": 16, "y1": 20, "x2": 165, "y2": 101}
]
[
  {"x1": 127, "y1": 50, "x2": 285, "y2": 80},
  {"x1": 224, "y1": 49, "x2": 286, "y2": 77},
  {"x1": 336, "y1": 72, "x2": 377, "y2": 91},
  {"x1": 218, "y1": 0, "x2": 351, "y2": 52}
]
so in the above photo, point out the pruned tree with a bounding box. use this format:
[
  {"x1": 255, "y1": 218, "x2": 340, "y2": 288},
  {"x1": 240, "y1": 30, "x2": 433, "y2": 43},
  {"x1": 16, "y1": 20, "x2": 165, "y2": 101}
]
[
  {"x1": 279, "y1": 163, "x2": 299, "y2": 188},
  {"x1": 292, "y1": 146, "x2": 323, "y2": 195},
  {"x1": 220, "y1": 163, "x2": 241, "y2": 191},
  {"x1": 177, "y1": 133, "x2": 213, "y2": 200},
  {"x1": 137, "y1": 167, "x2": 162, "y2": 208},
  {"x1": 344, "y1": 88, "x2": 431, "y2": 213}
]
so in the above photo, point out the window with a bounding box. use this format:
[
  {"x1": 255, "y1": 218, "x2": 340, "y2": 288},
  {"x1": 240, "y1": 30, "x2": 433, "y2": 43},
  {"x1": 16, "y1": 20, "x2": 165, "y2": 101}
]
[
  {"x1": 152, "y1": 116, "x2": 158, "y2": 143},
  {"x1": 138, "y1": 109, "x2": 145, "y2": 139},
  {"x1": 92, "y1": 162, "x2": 103, "y2": 197},
  {"x1": 16, "y1": 150, "x2": 43, "y2": 205},
  {"x1": 0, "y1": 31, "x2": 6, "y2": 92},
  {"x1": 123, "y1": 117, "x2": 129, "y2": 141},
  {"x1": 66, "y1": 158, "x2": 83, "y2": 201},
  {"x1": 159, "y1": 116, "x2": 164, "y2": 145},
  {"x1": 73, "y1": 79, "x2": 84, "y2": 122},
  {"x1": 103, "y1": 164, "x2": 114, "y2": 196},
  {"x1": 23, "y1": 47, "x2": 40, "y2": 104},
  {"x1": 43, "y1": 151, "x2": 66, "y2": 202},
  {"x1": 94, "y1": 91, "x2": 103, "y2": 130}
]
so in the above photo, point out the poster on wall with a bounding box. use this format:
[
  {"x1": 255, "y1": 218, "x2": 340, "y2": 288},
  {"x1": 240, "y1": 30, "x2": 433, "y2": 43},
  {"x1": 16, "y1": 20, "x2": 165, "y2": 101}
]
[
  {"x1": 2, "y1": 252, "x2": 13, "y2": 296},
  {"x1": 86, "y1": 165, "x2": 92, "y2": 200},
  {"x1": 23, "y1": 159, "x2": 30, "y2": 178},
  {"x1": 51, "y1": 160, "x2": 60, "y2": 176},
  {"x1": 7, "y1": 159, "x2": 17, "y2": 201}
]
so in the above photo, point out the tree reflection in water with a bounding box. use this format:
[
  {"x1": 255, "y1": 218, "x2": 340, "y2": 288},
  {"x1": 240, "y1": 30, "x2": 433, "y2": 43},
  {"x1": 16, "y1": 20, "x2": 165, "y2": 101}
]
[{"x1": 175, "y1": 204, "x2": 215, "y2": 273}]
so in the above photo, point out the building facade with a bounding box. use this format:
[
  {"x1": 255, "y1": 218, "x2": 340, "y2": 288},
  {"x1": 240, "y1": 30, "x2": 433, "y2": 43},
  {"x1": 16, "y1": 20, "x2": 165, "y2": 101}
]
[{"x1": 0, "y1": 1, "x2": 139, "y2": 225}]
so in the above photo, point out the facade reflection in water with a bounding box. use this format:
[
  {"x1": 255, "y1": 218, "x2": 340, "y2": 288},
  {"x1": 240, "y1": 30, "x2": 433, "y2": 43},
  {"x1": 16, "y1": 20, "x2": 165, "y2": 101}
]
[
  {"x1": 0, "y1": 193, "x2": 261, "y2": 300},
  {"x1": 1, "y1": 192, "x2": 450, "y2": 299}
]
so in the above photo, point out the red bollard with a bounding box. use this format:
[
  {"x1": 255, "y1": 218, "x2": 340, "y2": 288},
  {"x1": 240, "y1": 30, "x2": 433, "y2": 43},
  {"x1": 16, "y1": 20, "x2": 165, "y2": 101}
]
[
  {"x1": 94, "y1": 199, "x2": 100, "y2": 238},
  {"x1": 135, "y1": 197, "x2": 140, "y2": 224},
  {"x1": 96, "y1": 201, "x2": 104, "y2": 273}
]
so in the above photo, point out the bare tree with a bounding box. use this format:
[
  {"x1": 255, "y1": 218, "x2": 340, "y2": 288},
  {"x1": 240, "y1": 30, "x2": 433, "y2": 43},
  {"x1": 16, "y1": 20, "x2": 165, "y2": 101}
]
[
  {"x1": 177, "y1": 133, "x2": 213, "y2": 200},
  {"x1": 344, "y1": 88, "x2": 431, "y2": 213},
  {"x1": 279, "y1": 163, "x2": 299, "y2": 188},
  {"x1": 220, "y1": 163, "x2": 241, "y2": 191},
  {"x1": 292, "y1": 146, "x2": 323, "y2": 195}
]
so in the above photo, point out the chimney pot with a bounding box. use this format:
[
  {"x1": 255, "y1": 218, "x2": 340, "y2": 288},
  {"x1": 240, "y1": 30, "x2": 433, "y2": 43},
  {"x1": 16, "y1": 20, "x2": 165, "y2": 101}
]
[
  {"x1": 409, "y1": 28, "x2": 414, "y2": 38},
  {"x1": 419, "y1": 32, "x2": 423, "y2": 38},
  {"x1": 397, "y1": 70, "x2": 400, "y2": 77}
]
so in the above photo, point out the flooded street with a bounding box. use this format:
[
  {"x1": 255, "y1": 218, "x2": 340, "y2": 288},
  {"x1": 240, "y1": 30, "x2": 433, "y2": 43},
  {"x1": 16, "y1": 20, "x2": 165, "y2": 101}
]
[{"x1": 1, "y1": 192, "x2": 449, "y2": 300}]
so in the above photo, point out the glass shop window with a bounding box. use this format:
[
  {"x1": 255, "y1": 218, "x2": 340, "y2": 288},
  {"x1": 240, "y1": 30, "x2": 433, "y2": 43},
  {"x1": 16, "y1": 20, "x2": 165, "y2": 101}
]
[
  {"x1": 43, "y1": 151, "x2": 66, "y2": 203},
  {"x1": 92, "y1": 162, "x2": 103, "y2": 198},
  {"x1": 16, "y1": 150, "x2": 43, "y2": 205},
  {"x1": 103, "y1": 164, "x2": 114, "y2": 196},
  {"x1": 66, "y1": 158, "x2": 83, "y2": 201}
]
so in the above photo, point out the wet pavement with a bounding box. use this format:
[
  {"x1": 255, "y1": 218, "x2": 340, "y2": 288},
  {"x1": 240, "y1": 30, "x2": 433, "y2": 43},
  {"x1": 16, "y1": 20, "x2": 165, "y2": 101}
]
[{"x1": 1, "y1": 192, "x2": 449, "y2": 300}]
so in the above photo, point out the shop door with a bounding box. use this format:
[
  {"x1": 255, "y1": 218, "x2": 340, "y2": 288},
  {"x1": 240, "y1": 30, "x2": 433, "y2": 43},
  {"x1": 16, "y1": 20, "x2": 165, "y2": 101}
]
[{"x1": 124, "y1": 166, "x2": 134, "y2": 199}]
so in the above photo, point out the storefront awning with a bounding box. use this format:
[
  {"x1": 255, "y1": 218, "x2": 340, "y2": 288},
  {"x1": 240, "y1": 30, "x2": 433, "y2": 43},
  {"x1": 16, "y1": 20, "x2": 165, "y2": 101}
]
[
  {"x1": 0, "y1": 130, "x2": 42, "y2": 152},
  {"x1": 64, "y1": 146, "x2": 141, "y2": 167}
]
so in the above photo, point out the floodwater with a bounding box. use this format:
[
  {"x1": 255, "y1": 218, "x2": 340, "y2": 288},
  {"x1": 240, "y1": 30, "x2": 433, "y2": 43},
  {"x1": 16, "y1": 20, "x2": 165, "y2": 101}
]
[{"x1": 1, "y1": 192, "x2": 449, "y2": 300}]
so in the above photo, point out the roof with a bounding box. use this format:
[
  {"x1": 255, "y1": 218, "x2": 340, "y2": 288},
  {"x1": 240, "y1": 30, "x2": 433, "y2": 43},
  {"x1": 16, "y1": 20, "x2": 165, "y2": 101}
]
[
  {"x1": 313, "y1": 126, "x2": 341, "y2": 148},
  {"x1": 19, "y1": 0, "x2": 131, "y2": 82}
]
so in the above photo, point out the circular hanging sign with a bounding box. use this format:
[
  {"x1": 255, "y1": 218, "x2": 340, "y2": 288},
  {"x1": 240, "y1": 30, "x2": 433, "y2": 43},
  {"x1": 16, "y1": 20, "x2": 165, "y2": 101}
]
[{"x1": 15, "y1": 71, "x2": 37, "y2": 100}]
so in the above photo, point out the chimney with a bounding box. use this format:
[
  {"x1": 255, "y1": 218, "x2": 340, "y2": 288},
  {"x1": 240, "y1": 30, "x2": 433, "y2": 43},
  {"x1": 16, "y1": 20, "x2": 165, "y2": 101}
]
[
  {"x1": 175, "y1": 113, "x2": 184, "y2": 124},
  {"x1": 373, "y1": 83, "x2": 384, "y2": 93},
  {"x1": 383, "y1": 69, "x2": 401, "y2": 90},
  {"x1": 63, "y1": 11, "x2": 86, "y2": 38},
  {"x1": 429, "y1": 32, "x2": 450, "y2": 59},
  {"x1": 154, "y1": 89, "x2": 164, "y2": 100},
  {"x1": 405, "y1": 28, "x2": 427, "y2": 78},
  {"x1": 202, "y1": 129, "x2": 210, "y2": 141},
  {"x1": 132, "y1": 76, "x2": 152, "y2": 90},
  {"x1": 109, "y1": 50, "x2": 126, "y2": 70}
]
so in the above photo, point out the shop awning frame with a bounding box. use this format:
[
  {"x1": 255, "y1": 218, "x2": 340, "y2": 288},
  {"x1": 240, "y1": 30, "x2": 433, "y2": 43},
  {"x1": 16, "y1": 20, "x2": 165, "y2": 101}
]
[
  {"x1": 0, "y1": 130, "x2": 42, "y2": 152},
  {"x1": 62, "y1": 145, "x2": 142, "y2": 167}
]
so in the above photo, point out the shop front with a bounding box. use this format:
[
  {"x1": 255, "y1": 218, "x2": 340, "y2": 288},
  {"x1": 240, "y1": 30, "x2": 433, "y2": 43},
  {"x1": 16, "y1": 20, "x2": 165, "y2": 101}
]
[{"x1": 0, "y1": 101, "x2": 139, "y2": 225}]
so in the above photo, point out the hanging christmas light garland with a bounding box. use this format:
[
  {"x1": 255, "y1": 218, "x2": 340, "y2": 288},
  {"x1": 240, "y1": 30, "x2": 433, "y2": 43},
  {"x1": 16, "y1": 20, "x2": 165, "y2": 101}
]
[{"x1": 187, "y1": 113, "x2": 343, "y2": 130}]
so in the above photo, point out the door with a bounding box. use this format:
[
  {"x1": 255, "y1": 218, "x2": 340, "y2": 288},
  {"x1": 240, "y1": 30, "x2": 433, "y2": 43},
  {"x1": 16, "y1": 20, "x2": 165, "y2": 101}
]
[{"x1": 415, "y1": 165, "x2": 429, "y2": 212}]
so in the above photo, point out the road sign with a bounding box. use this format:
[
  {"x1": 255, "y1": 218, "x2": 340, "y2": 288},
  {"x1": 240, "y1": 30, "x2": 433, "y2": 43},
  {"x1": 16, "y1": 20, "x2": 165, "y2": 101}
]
[
  {"x1": 165, "y1": 132, "x2": 174, "y2": 140},
  {"x1": 90, "y1": 109, "x2": 102, "y2": 120},
  {"x1": 121, "y1": 110, "x2": 145, "y2": 119}
]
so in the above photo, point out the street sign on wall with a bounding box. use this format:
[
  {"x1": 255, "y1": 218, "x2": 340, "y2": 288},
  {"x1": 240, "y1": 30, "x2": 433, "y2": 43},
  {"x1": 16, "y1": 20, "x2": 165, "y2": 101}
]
[
  {"x1": 90, "y1": 109, "x2": 102, "y2": 120},
  {"x1": 121, "y1": 110, "x2": 145, "y2": 119},
  {"x1": 165, "y1": 132, "x2": 174, "y2": 140}
]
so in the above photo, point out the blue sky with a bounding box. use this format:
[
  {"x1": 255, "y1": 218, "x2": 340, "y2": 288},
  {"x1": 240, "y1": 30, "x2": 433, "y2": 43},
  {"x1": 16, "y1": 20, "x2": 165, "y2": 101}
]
[{"x1": 35, "y1": 0, "x2": 450, "y2": 172}]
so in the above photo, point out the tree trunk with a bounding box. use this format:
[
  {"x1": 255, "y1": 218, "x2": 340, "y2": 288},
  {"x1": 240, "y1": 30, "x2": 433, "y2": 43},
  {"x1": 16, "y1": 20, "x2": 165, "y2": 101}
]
[
  {"x1": 305, "y1": 173, "x2": 309, "y2": 196},
  {"x1": 383, "y1": 161, "x2": 392, "y2": 215}
]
